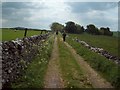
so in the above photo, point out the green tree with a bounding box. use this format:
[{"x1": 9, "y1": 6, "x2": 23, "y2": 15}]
[
  {"x1": 50, "y1": 22, "x2": 64, "y2": 32},
  {"x1": 76, "y1": 24, "x2": 84, "y2": 33},
  {"x1": 65, "y1": 21, "x2": 77, "y2": 33},
  {"x1": 65, "y1": 21, "x2": 84, "y2": 34},
  {"x1": 81, "y1": 26, "x2": 85, "y2": 33},
  {"x1": 100, "y1": 27, "x2": 113, "y2": 36},
  {"x1": 86, "y1": 24, "x2": 100, "y2": 35}
]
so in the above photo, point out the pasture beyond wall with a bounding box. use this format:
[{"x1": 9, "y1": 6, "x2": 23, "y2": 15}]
[{"x1": 1, "y1": 33, "x2": 50, "y2": 88}]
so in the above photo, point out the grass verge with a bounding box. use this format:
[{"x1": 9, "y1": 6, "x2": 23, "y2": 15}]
[{"x1": 66, "y1": 36, "x2": 120, "y2": 88}]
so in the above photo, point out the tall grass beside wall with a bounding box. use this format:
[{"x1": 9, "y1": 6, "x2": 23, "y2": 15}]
[{"x1": 66, "y1": 36, "x2": 120, "y2": 88}]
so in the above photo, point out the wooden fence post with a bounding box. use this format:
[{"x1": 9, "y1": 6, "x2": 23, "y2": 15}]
[{"x1": 24, "y1": 28, "x2": 28, "y2": 37}]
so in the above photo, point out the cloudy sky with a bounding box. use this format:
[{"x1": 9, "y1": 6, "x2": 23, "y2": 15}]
[{"x1": 1, "y1": 0, "x2": 119, "y2": 31}]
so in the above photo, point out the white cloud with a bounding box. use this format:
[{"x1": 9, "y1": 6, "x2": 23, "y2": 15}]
[
  {"x1": 72, "y1": 4, "x2": 118, "y2": 30},
  {"x1": 1, "y1": 0, "x2": 120, "y2": 2},
  {"x1": 2, "y1": 1, "x2": 118, "y2": 31}
]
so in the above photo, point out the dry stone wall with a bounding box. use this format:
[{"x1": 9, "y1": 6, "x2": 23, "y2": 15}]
[
  {"x1": 73, "y1": 38, "x2": 120, "y2": 65},
  {"x1": 1, "y1": 33, "x2": 50, "y2": 87}
]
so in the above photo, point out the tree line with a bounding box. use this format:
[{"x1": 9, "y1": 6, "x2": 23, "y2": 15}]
[{"x1": 50, "y1": 21, "x2": 113, "y2": 36}]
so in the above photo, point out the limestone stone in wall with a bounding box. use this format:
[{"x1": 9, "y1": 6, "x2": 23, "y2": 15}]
[{"x1": 1, "y1": 33, "x2": 50, "y2": 88}]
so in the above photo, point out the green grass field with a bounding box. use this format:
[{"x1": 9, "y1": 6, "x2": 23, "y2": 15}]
[
  {"x1": 0, "y1": 28, "x2": 2, "y2": 41},
  {"x1": 68, "y1": 33, "x2": 119, "y2": 57},
  {"x1": 113, "y1": 31, "x2": 120, "y2": 37},
  {"x1": 1, "y1": 28, "x2": 47, "y2": 41}
]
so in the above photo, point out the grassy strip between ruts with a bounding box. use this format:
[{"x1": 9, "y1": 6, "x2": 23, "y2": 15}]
[
  {"x1": 58, "y1": 36, "x2": 93, "y2": 88},
  {"x1": 66, "y1": 36, "x2": 120, "y2": 88},
  {"x1": 11, "y1": 34, "x2": 54, "y2": 88}
]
